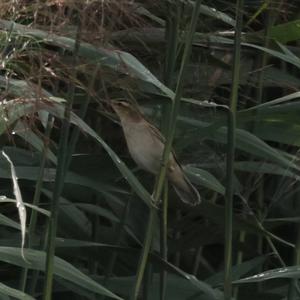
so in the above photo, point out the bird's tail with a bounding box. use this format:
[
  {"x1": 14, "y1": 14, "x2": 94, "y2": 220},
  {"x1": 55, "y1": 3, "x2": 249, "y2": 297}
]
[{"x1": 169, "y1": 170, "x2": 201, "y2": 206}]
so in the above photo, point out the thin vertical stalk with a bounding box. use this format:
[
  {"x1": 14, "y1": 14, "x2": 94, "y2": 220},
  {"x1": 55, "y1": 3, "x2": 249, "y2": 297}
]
[
  {"x1": 131, "y1": 208, "x2": 156, "y2": 300},
  {"x1": 224, "y1": 1, "x2": 243, "y2": 300},
  {"x1": 65, "y1": 64, "x2": 100, "y2": 170},
  {"x1": 164, "y1": 2, "x2": 180, "y2": 87},
  {"x1": 288, "y1": 235, "x2": 300, "y2": 300},
  {"x1": 19, "y1": 116, "x2": 54, "y2": 292},
  {"x1": 160, "y1": 184, "x2": 168, "y2": 300},
  {"x1": 174, "y1": 210, "x2": 181, "y2": 267},
  {"x1": 256, "y1": 180, "x2": 264, "y2": 294},
  {"x1": 249, "y1": 3, "x2": 279, "y2": 296},
  {"x1": 159, "y1": 3, "x2": 180, "y2": 297},
  {"x1": 42, "y1": 97, "x2": 72, "y2": 300},
  {"x1": 89, "y1": 196, "x2": 100, "y2": 275},
  {"x1": 233, "y1": 230, "x2": 245, "y2": 299},
  {"x1": 42, "y1": 23, "x2": 81, "y2": 300},
  {"x1": 288, "y1": 189, "x2": 300, "y2": 300},
  {"x1": 28, "y1": 219, "x2": 50, "y2": 295},
  {"x1": 101, "y1": 195, "x2": 132, "y2": 295},
  {"x1": 28, "y1": 66, "x2": 63, "y2": 296},
  {"x1": 155, "y1": 0, "x2": 202, "y2": 202},
  {"x1": 256, "y1": 0, "x2": 280, "y2": 104},
  {"x1": 224, "y1": 110, "x2": 235, "y2": 300},
  {"x1": 131, "y1": 2, "x2": 202, "y2": 299},
  {"x1": 143, "y1": 262, "x2": 153, "y2": 300},
  {"x1": 29, "y1": 73, "x2": 62, "y2": 295}
]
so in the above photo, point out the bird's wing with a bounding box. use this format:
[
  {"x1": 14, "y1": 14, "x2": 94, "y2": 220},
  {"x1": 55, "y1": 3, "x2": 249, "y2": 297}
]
[
  {"x1": 146, "y1": 121, "x2": 166, "y2": 143},
  {"x1": 146, "y1": 121, "x2": 186, "y2": 172}
]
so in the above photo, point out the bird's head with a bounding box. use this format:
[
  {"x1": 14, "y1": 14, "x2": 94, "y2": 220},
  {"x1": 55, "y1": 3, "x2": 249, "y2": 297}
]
[{"x1": 111, "y1": 100, "x2": 142, "y2": 123}]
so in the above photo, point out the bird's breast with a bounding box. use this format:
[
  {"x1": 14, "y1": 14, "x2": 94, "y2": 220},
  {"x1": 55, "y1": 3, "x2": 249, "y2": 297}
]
[{"x1": 122, "y1": 122, "x2": 164, "y2": 174}]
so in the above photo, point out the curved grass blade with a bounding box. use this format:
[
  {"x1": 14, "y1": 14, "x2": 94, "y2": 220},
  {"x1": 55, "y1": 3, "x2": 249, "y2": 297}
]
[
  {"x1": 242, "y1": 42, "x2": 300, "y2": 69},
  {"x1": 0, "y1": 282, "x2": 35, "y2": 300},
  {"x1": 206, "y1": 256, "x2": 267, "y2": 286},
  {"x1": 0, "y1": 247, "x2": 123, "y2": 300},
  {"x1": 241, "y1": 91, "x2": 300, "y2": 112},
  {"x1": 234, "y1": 266, "x2": 300, "y2": 284},
  {"x1": 184, "y1": 166, "x2": 225, "y2": 195},
  {"x1": 199, "y1": 4, "x2": 236, "y2": 26},
  {"x1": 180, "y1": 116, "x2": 300, "y2": 173},
  {"x1": 14, "y1": 121, "x2": 57, "y2": 165},
  {"x1": 42, "y1": 189, "x2": 92, "y2": 238},
  {"x1": 104, "y1": 273, "x2": 222, "y2": 300},
  {"x1": 0, "y1": 212, "x2": 21, "y2": 230},
  {"x1": 2, "y1": 151, "x2": 27, "y2": 261},
  {"x1": 0, "y1": 197, "x2": 50, "y2": 217}
]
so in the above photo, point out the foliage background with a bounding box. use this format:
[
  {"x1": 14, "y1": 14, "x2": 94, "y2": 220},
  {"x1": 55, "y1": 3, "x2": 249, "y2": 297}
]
[{"x1": 1, "y1": 0, "x2": 300, "y2": 299}]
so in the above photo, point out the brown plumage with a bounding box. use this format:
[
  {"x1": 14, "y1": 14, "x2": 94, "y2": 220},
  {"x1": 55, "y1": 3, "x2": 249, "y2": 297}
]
[{"x1": 111, "y1": 100, "x2": 201, "y2": 206}]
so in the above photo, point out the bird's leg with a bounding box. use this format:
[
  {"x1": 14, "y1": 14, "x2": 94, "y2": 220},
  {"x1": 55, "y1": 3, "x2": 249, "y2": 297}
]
[{"x1": 150, "y1": 192, "x2": 160, "y2": 208}]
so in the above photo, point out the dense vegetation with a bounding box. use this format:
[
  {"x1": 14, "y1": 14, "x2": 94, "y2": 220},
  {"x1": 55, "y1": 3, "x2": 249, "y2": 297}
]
[{"x1": 1, "y1": 0, "x2": 300, "y2": 299}]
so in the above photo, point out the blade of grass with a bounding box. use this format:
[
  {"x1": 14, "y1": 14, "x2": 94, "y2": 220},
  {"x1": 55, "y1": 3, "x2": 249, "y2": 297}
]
[{"x1": 224, "y1": 0, "x2": 243, "y2": 299}]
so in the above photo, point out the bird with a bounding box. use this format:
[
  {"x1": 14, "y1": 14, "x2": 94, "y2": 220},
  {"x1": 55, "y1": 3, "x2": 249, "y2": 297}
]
[{"x1": 111, "y1": 100, "x2": 201, "y2": 206}]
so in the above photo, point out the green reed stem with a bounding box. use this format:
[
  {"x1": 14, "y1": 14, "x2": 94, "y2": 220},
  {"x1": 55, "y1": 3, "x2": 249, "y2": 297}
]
[
  {"x1": 144, "y1": 261, "x2": 153, "y2": 300},
  {"x1": 42, "y1": 102, "x2": 72, "y2": 300},
  {"x1": 29, "y1": 217, "x2": 50, "y2": 295},
  {"x1": 155, "y1": 0, "x2": 202, "y2": 202},
  {"x1": 43, "y1": 163, "x2": 66, "y2": 299},
  {"x1": 131, "y1": 208, "x2": 156, "y2": 300},
  {"x1": 159, "y1": 2, "x2": 180, "y2": 297},
  {"x1": 131, "y1": 2, "x2": 202, "y2": 299},
  {"x1": 224, "y1": 110, "x2": 235, "y2": 300},
  {"x1": 233, "y1": 230, "x2": 246, "y2": 299},
  {"x1": 102, "y1": 195, "x2": 132, "y2": 296},
  {"x1": 42, "y1": 24, "x2": 81, "y2": 300},
  {"x1": 19, "y1": 116, "x2": 54, "y2": 292},
  {"x1": 160, "y1": 184, "x2": 168, "y2": 300},
  {"x1": 65, "y1": 64, "x2": 100, "y2": 170},
  {"x1": 288, "y1": 189, "x2": 300, "y2": 300},
  {"x1": 224, "y1": 1, "x2": 243, "y2": 299},
  {"x1": 164, "y1": 2, "x2": 180, "y2": 88}
]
